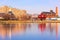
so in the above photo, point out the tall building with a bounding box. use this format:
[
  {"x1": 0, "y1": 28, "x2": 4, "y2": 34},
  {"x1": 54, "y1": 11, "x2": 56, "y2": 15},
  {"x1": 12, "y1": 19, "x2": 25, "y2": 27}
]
[{"x1": 56, "y1": 7, "x2": 58, "y2": 16}]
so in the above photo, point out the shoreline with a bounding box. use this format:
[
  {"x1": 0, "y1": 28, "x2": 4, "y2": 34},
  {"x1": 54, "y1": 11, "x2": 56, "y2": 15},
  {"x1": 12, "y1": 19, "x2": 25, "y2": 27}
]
[{"x1": 0, "y1": 20, "x2": 60, "y2": 24}]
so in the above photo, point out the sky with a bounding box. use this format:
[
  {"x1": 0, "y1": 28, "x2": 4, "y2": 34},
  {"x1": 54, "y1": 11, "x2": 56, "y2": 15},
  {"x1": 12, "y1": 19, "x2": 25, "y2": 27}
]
[{"x1": 0, "y1": 0, "x2": 60, "y2": 15}]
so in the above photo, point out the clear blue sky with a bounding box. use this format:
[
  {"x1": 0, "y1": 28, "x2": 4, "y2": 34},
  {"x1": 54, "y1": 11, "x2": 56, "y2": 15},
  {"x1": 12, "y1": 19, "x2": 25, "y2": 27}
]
[{"x1": 0, "y1": 0, "x2": 60, "y2": 15}]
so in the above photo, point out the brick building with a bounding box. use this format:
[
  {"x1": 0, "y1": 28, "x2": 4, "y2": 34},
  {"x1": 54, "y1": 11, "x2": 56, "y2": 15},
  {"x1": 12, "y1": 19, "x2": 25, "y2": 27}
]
[{"x1": 41, "y1": 7, "x2": 58, "y2": 18}]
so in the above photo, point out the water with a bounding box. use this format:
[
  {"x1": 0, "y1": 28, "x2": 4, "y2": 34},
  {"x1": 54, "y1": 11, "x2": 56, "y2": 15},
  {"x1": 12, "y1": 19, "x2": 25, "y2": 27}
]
[{"x1": 0, "y1": 23, "x2": 60, "y2": 40}]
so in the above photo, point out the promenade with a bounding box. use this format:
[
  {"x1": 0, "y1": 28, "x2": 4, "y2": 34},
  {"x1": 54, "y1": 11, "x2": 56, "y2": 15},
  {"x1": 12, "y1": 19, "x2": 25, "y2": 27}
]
[{"x1": 0, "y1": 20, "x2": 60, "y2": 24}]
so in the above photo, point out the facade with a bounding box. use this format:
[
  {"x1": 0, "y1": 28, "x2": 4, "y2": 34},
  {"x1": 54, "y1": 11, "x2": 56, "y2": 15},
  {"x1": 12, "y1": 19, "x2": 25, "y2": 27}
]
[
  {"x1": 41, "y1": 7, "x2": 58, "y2": 18},
  {"x1": 31, "y1": 14, "x2": 38, "y2": 20},
  {"x1": 41, "y1": 10, "x2": 56, "y2": 18},
  {"x1": 8, "y1": 9, "x2": 17, "y2": 20},
  {"x1": 0, "y1": 13, "x2": 9, "y2": 20},
  {"x1": 0, "y1": 13, "x2": 17, "y2": 20},
  {"x1": 0, "y1": 9, "x2": 17, "y2": 20},
  {"x1": 0, "y1": 6, "x2": 28, "y2": 20}
]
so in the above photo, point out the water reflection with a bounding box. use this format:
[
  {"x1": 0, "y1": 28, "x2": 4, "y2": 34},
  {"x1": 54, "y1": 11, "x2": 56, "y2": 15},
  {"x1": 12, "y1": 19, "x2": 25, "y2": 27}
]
[
  {"x1": 0, "y1": 23, "x2": 15, "y2": 40},
  {"x1": 0, "y1": 23, "x2": 59, "y2": 40},
  {"x1": 38, "y1": 23, "x2": 46, "y2": 32},
  {"x1": 38, "y1": 23, "x2": 58, "y2": 40},
  {"x1": 11, "y1": 23, "x2": 27, "y2": 35}
]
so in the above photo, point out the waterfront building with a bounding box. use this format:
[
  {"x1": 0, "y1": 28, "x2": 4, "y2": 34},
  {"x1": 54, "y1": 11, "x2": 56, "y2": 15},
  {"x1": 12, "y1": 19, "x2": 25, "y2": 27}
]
[
  {"x1": 0, "y1": 6, "x2": 28, "y2": 20},
  {"x1": 31, "y1": 14, "x2": 38, "y2": 20},
  {"x1": 0, "y1": 13, "x2": 10, "y2": 20},
  {"x1": 40, "y1": 7, "x2": 58, "y2": 18},
  {"x1": 8, "y1": 8, "x2": 17, "y2": 20}
]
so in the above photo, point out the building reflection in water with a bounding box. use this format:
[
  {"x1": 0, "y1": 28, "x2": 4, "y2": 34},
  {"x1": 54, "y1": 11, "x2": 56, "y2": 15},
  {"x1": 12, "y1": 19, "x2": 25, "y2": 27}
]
[
  {"x1": 48, "y1": 23, "x2": 58, "y2": 40},
  {"x1": 38, "y1": 23, "x2": 46, "y2": 32},
  {"x1": 0, "y1": 23, "x2": 15, "y2": 39},
  {"x1": 0, "y1": 23, "x2": 58, "y2": 40},
  {"x1": 0, "y1": 23, "x2": 27, "y2": 39},
  {"x1": 38, "y1": 23, "x2": 58, "y2": 40},
  {"x1": 11, "y1": 23, "x2": 27, "y2": 36},
  {"x1": 56, "y1": 23, "x2": 58, "y2": 40},
  {"x1": 48, "y1": 23, "x2": 55, "y2": 33}
]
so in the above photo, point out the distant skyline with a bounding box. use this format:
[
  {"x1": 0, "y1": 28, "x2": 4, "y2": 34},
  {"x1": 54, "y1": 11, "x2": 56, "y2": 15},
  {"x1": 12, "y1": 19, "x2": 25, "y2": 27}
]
[{"x1": 0, "y1": 0, "x2": 60, "y2": 15}]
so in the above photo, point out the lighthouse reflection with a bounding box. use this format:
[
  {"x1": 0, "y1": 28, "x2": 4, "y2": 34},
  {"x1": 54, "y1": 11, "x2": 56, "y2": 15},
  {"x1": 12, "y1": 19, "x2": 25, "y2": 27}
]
[{"x1": 0, "y1": 23, "x2": 59, "y2": 40}]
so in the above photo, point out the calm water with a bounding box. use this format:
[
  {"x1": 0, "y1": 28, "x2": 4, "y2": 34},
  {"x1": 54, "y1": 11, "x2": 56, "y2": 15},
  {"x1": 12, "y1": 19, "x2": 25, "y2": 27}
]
[{"x1": 0, "y1": 23, "x2": 60, "y2": 40}]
